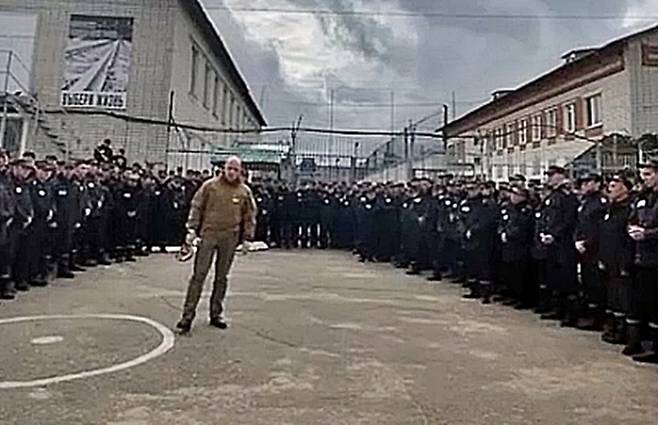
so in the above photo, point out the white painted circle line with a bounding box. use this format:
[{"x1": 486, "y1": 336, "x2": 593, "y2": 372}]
[
  {"x1": 0, "y1": 314, "x2": 176, "y2": 390},
  {"x1": 31, "y1": 336, "x2": 64, "y2": 345}
]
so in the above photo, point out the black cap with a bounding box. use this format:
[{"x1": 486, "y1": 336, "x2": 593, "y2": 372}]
[
  {"x1": 509, "y1": 174, "x2": 527, "y2": 183},
  {"x1": 510, "y1": 186, "x2": 530, "y2": 198},
  {"x1": 545, "y1": 165, "x2": 566, "y2": 176},
  {"x1": 610, "y1": 174, "x2": 634, "y2": 190},
  {"x1": 578, "y1": 172, "x2": 603, "y2": 184},
  {"x1": 639, "y1": 159, "x2": 658, "y2": 171}
]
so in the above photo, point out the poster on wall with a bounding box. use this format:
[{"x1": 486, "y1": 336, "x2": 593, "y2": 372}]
[{"x1": 61, "y1": 15, "x2": 133, "y2": 110}]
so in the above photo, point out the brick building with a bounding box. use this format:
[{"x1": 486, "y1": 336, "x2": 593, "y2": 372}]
[
  {"x1": 0, "y1": 0, "x2": 265, "y2": 166},
  {"x1": 442, "y1": 24, "x2": 658, "y2": 182}
]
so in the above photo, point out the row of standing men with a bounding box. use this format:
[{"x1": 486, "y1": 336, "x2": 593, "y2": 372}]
[
  {"x1": 0, "y1": 151, "x2": 206, "y2": 301},
  {"x1": 251, "y1": 165, "x2": 658, "y2": 365}
]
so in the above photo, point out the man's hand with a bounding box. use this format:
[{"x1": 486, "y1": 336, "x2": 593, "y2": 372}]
[
  {"x1": 185, "y1": 230, "x2": 198, "y2": 247},
  {"x1": 575, "y1": 240, "x2": 586, "y2": 254},
  {"x1": 540, "y1": 233, "x2": 555, "y2": 245},
  {"x1": 628, "y1": 225, "x2": 646, "y2": 241},
  {"x1": 241, "y1": 241, "x2": 250, "y2": 256}
]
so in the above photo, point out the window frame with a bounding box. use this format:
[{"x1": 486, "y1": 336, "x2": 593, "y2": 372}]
[
  {"x1": 190, "y1": 44, "x2": 200, "y2": 97},
  {"x1": 518, "y1": 118, "x2": 528, "y2": 145},
  {"x1": 545, "y1": 108, "x2": 558, "y2": 138},
  {"x1": 564, "y1": 103, "x2": 576, "y2": 133},
  {"x1": 586, "y1": 93, "x2": 603, "y2": 128},
  {"x1": 531, "y1": 114, "x2": 542, "y2": 142}
]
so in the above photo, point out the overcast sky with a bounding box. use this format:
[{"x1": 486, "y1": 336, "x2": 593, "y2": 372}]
[{"x1": 203, "y1": 0, "x2": 658, "y2": 135}]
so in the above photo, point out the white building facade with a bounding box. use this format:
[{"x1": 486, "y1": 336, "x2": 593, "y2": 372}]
[
  {"x1": 0, "y1": 0, "x2": 265, "y2": 167},
  {"x1": 443, "y1": 25, "x2": 658, "y2": 182}
]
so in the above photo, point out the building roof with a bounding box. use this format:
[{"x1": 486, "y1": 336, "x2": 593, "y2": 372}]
[
  {"x1": 183, "y1": 0, "x2": 267, "y2": 127},
  {"x1": 441, "y1": 24, "x2": 658, "y2": 136}
]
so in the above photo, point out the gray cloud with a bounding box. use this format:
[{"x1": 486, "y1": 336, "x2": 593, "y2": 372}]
[{"x1": 206, "y1": 0, "x2": 654, "y2": 135}]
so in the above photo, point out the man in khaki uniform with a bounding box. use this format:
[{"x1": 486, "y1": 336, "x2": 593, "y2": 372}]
[{"x1": 176, "y1": 156, "x2": 257, "y2": 333}]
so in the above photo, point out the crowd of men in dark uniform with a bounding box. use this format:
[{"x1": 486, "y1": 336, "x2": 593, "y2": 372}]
[
  {"x1": 0, "y1": 142, "x2": 208, "y2": 303},
  {"x1": 2, "y1": 137, "x2": 657, "y2": 365},
  {"x1": 251, "y1": 164, "x2": 658, "y2": 365}
]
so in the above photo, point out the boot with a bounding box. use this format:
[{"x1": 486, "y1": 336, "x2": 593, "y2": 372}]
[
  {"x1": 576, "y1": 307, "x2": 604, "y2": 332},
  {"x1": 1, "y1": 281, "x2": 17, "y2": 300},
  {"x1": 480, "y1": 282, "x2": 493, "y2": 305},
  {"x1": 97, "y1": 253, "x2": 112, "y2": 266},
  {"x1": 534, "y1": 287, "x2": 553, "y2": 314},
  {"x1": 622, "y1": 323, "x2": 644, "y2": 357},
  {"x1": 601, "y1": 312, "x2": 617, "y2": 343},
  {"x1": 70, "y1": 263, "x2": 86, "y2": 272},
  {"x1": 426, "y1": 271, "x2": 442, "y2": 282},
  {"x1": 632, "y1": 326, "x2": 658, "y2": 364},
  {"x1": 463, "y1": 281, "x2": 481, "y2": 299},
  {"x1": 559, "y1": 295, "x2": 580, "y2": 328},
  {"x1": 15, "y1": 281, "x2": 30, "y2": 292},
  {"x1": 30, "y1": 275, "x2": 48, "y2": 287},
  {"x1": 57, "y1": 262, "x2": 75, "y2": 279},
  {"x1": 610, "y1": 315, "x2": 628, "y2": 345}
]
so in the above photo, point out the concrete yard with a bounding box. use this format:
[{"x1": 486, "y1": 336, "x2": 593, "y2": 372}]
[{"x1": 0, "y1": 250, "x2": 656, "y2": 425}]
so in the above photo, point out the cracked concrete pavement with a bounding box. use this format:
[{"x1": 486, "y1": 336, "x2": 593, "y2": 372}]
[{"x1": 0, "y1": 250, "x2": 656, "y2": 425}]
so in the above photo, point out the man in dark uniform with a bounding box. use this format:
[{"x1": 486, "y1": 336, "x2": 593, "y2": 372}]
[
  {"x1": 574, "y1": 173, "x2": 608, "y2": 330},
  {"x1": 319, "y1": 186, "x2": 337, "y2": 249},
  {"x1": 374, "y1": 184, "x2": 399, "y2": 262},
  {"x1": 114, "y1": 171, "x2": 143, "y2": 262},
  {"x1": 50, "y1": 163, "x2": 76, "y2": 278},
  {"x1": 0, "y1": 150, "x2": 16, "y2": 299},
  {"x1": 406, "y1": 178, "x2": 434, "y2": 275},
  {"x1": 461, "y1": 181, "x2": 499, "y2": 304},
  {"x1": 6, "y1": 160, "x2": 35, "y2": 296},
  {"x1": 28, "y1": 161, "x2": 57, "y2": 285},
  {"x1": 254, "y1": 188, "x2": 273, "y2": 244},
  {"x1": 626, "y1": 160, "x2": 658, "y2": 363},
  {"x1": 598, "y1": 174, "x2": 634, "y2": 346},
  {"x1": 498, "y1": 186, "x2": 535, "y2": 308},
  {"x1": 536, "y1": 166, "x2": 579, "y2": 326},
  {"x1": 94, "y1": 139, "x2": 114, "y2": 164}
]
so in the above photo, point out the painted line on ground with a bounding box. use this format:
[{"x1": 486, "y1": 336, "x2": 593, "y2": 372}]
[{"x1": 0, "y1": 314, "x2": 176, "y2": 390}]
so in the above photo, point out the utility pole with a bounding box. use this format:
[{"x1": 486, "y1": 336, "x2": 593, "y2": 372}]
[
  {"x1": 451, "y1": 91, "x2": 457, "y2": 121},
  {"x1": 390, "y1": 91, "x2": 395, "y2": 135},
  {"x1": 408, "y1": 119, "x2": 416, "y2": 181},
  {"x1": 290, "y1": 114, "x2": 303, "y2": 185},
  {"x1": 443, "y1": 103, "x2": 450, "y2": 149},
  {"x1": 330, "y1": 89, "x2": 335, "y2": 181},
  {"x1": 0, "y1": 51, "x2": 13, "y2": 150}
]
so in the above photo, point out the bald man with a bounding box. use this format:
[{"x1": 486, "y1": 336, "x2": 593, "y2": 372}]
[{"x1": 176, "y1": 156, "x2": 257, "y2": 333}]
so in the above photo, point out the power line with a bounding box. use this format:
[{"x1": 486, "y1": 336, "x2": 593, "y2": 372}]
[{"x1": 208, "y1": 5, "x2": 658, "y2": 21}]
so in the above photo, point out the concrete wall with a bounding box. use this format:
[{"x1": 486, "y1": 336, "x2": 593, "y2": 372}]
[
  {"x1": 628, "y1": 32, "x2": 658, "y2": 137},
  {"x1": 1, "y1": 0, "x2": 262, "y2": 165},
  {"x1": 0, "y1": 0, "x2": 175, "y2": 162}
]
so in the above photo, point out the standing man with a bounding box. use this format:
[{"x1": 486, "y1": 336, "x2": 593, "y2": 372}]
[{"x1": 176, "y1": 156, "x2": 257, "y2": 334}]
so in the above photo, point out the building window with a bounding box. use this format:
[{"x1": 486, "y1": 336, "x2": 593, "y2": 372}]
[
  {"x1": 505, "y1": 123, "x2": 515, "y2": 147},
  {"x1": 222, "y1": 86, "x2": 230, "y2": 125},
  {"x1": 213, "y1": 76, "x2": 220, "y2": 117},
  {"x1": 519, "y1": 119, "x2": 528, "y2": 145},
  {"x1": 203, "y1": 63, "x2": 212, "y2": 108},
  {"x1": 495, "y1": 128, "x2": 503, "y2": 150},
  {"x1": 586, "y1": 94, "x2": 602, "y2": 127},
  {"x1": 546, "y1": 108, "x2": 557, "y2": 137},
  {"x1": 190, "y1": 44, "x2": 199, "y2": 96},
  {"x1": 531, "y1": 114, "x2": 542, "y2": 142},
  {"x1": 564, "y1": 103, "x2": 576, "y2": 133},
  {"x1": 496, "y1": 164, "x2": 503, "y2": 178}
]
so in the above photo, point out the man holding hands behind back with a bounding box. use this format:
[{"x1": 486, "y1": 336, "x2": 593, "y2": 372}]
[{"x1": 176, "y1": 156, "x2": 257, "y2": 334}]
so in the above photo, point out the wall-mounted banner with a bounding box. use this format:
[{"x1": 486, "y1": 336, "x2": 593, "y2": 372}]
[{"x1": 61, "y1": 15, "x2": 133, "y2": 110}]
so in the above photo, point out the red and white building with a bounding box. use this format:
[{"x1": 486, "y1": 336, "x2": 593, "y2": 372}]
[{"x1": 442, "y1": 24, "x2": 658, "y2": 181}]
